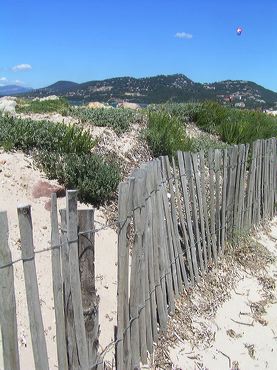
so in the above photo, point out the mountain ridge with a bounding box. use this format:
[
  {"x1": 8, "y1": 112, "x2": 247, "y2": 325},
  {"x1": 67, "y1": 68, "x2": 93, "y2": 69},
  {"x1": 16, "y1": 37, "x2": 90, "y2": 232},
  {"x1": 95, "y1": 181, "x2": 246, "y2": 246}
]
[
  {"x1": 20, "y1": 74, "x2": 277, "y2": 108},
  {"x1": 0, "y1": 85, "x2": 33, "y2": 96}
]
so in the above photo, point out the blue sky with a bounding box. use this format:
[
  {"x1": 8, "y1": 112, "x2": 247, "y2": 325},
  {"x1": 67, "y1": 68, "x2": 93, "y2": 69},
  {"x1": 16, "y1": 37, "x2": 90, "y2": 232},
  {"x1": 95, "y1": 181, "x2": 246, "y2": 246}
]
[{"x1": 1, "y1": 0, "x2": 276, "y2": 90}]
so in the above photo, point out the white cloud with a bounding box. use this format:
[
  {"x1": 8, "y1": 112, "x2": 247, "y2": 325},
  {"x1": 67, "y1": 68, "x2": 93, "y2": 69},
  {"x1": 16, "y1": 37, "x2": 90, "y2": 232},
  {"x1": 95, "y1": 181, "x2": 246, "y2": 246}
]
[
  {"x1": 12, "y1": 63, "x2": 32, "y2": 72},
  {"x1": 175, "y1": 32, "x2": 193, "y2": 39},
  {"x1": 15, "y1": 79, "x2": 24, "y2": 85},
  {"x1": 0, "y1": 77, "x2": 8, "y2": 81}
]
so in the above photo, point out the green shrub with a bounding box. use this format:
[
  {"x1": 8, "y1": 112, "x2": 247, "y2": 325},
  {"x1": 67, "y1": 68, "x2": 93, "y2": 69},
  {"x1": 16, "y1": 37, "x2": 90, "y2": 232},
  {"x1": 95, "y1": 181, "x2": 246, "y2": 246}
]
[
  {"x1": 34, "y1": 151, "x2": 121, "y2": 205},
  {"x1": 148, "y1": 102, "x2": 202, "y2": 123},
  {"x1": 193, "y1": 101, "x2": 277, "y2": 144},
  {"x1": 0, "y1": 115, "x2": 95, "y2": 154},
  {"x1": 16, "y1": 98, "x2": 70, "y2": 114},
  {"x1": 144, "y1": 111, "x2": 193, "y2": 157},
  {"x1": 69, "y1": 107, "x2": 142, "y2": 134}
]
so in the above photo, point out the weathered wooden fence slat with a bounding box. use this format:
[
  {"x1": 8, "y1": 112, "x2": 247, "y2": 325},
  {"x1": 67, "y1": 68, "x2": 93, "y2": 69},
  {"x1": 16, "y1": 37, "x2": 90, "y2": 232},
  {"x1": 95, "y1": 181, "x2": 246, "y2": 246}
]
[
  {"x1": 17, "y1": 205, "x2": 49, "y2": 370},
  {"x1": 165, "y1": 156, "x2": 189, "y2": 289},
  {"x1": 0, "y1": 211, "x2": 20, "y2": 370},
  {"x1": 78, "y1": 208, "x2": 99, "y2": 369},
  {"x1": 199, "y1": 150, "x2": 212, "y2": 263},
  {"x1": 50, "y1": 194, "x2": 68, "y2": 370},
  {"x1": 117, "y1": 180, "x2": 133, "y2": 370},
  {"x1": 191, "y1": 153, "x2": 208, "y2": 268},
  {"x1": 184, "y1": 152, "x2": 205, "y2": 274},
  {"x1": 66, "y1": 190, "x2": 90, "y2": 370},
  {"x1": 177, "y1": 151, "x2": 200, "y2": 282},
  {"x1": 172, "y1": 156, "x2": 194, "y2": 285},
  {"x1": 207, "y1": 149, "x2": 218, "y2": 261}
]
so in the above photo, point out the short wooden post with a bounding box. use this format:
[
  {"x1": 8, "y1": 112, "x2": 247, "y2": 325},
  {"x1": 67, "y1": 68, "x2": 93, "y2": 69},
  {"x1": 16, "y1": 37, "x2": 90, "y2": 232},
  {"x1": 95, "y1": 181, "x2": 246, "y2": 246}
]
[
  {"x1": 17, "y1": 205, "x2": 49, "y2": 370},
  {"x1": 0, "y1": 211, "x2": 20, "y2": 370}
]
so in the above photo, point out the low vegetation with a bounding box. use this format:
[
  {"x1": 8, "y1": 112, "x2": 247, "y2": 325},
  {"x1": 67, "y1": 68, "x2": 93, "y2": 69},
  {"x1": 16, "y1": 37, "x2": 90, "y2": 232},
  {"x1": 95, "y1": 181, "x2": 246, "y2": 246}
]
[
  {"x1": 16, "y1": 97, "x2": 69, "y2": 114},
  {"x1": 193, "y1": 101, "x2": 277, "y2": 144},
  {"x1": 68, "y1": 107, "x2": 143, "y2": 134},
  {"x1": 34, "y1": 151, "x2": 120, "y2": 205},
  {"x1": 0, "y1": 114, "x2": 94, "y2": 153},
  {"x1": 0, "y1": 114, "x2": 120, "y2": 205},
  {"x1": 144, "y1": 111, "x2": 193, "y2": 157},
  {"x1": 149, "y1": 101, "x2": 277, "y2": 145}
]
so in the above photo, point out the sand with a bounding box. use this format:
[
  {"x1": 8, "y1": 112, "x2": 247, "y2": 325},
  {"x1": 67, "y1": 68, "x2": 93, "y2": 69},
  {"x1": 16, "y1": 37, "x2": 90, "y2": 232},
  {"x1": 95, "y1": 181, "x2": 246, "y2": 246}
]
[
  {"x1": 169, "y1": 223, "x2": 277, "y2": 370},
  {"x1": 0, "y1": 151, "x2": 117, "y2": 369}
]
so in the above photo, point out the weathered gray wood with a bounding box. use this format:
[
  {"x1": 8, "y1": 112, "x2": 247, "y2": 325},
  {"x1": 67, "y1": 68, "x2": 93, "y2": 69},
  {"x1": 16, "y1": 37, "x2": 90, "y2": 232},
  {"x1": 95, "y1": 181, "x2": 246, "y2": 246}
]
[
  {"x1": 78, "y1": 209, "x2": 99, "y2": 369},
  {"x1": 130, "y1": 170, "x2": 147, "y2": 366},
  {"x1": 117, "y1": 180, "x2": 133, "y2": 370},
  {"x1": 199, "y1": 151, "x2": 212, "y2": 263},
  {"x1": 226, "y1": 146, "x2": 238, "y2": 238},
  {"x1": 256, "y1": 140, "x2": 262, "y2": 224},
  {"x1": 165, "y1": 156, "x2": 189, "y2": 289},
  {"x1": 0, "y1": 211, "x2": 20, "y2": 370},
  {"x1": 147, "y1": 162, "x2": 167, "y2": 331},
  {"x1": 177, "y1": 151, "x2": 199, "y2": 282},
  {"x1": 144, "y1": 165, "x2": 158, "y2": 344},
  {"x1": 140, "y1": 164, "x2": 154, "y2": 353},
  {"x1": 207, "y1": 149, "x2": 217, "y2": 261},
  {"x1": 233, "y1": 145, "x2": 243, "y2": 236},
  {"x1": 238, "y1": 145, "x2": 249, "y2": 230},
  {"x1": 269, "y1": 139, "x2": 276, "y2": 217},
  {"x1": 17, "y1": 205, "x2": 49, "y2": 370},
  {"x1": 159, "y1": 157, "x2": 181, "y2": 295},
  {"x1": 214, "y1": 150, "x2": 221, "y2": 252},
  {"x1": 172, "y1": 157, "x2": 194, "y2": 285},
  {"x1": 153, "y1": 160, "x2": 175, "y2": 315},
  {"x1": 221, "y1": 149, "x2": 228, "y2": 253},
  {"x1": 191, "y1": 153, "x2": 208, "y2": 269},
  {"x1": 66, "y1": 190, "x2": 89, "y2": 370},
  {"x1": 60, "y1": 209, "x2": 79, "y2": 369},
  {"x1": 50, "y1": 194, "x2": 68, "y2": 370},
  {"x1": 136, "y1": 170, "x2": 148, "y2": 364},
  {"x1": 244, "y1": 142, "x2": 257, "y2": 229},
  {"x1": 184, "y1": 152, "x2": 204, "y2": 273},
  {"x1": 151, "y1": 161, "x2": 169, "y2": 328}
]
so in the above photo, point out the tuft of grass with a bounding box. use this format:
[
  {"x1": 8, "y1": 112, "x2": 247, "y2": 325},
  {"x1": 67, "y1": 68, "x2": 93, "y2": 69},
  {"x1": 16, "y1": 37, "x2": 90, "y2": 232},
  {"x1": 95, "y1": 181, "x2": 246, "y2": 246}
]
[
  {"x1": 16, "y1": 97, "x2": 70, "y2": 114},
  {"x1": 144, "y1": 111, "x2": 193, "y2": 157}
]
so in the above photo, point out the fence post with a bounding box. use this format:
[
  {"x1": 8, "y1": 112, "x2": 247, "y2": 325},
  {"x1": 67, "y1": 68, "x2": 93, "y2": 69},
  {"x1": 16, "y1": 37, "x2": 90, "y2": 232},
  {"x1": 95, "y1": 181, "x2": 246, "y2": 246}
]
[
  {"x1": 17, "y1": 205, "x2": 49, "y2": 370},
  {"x1": 66, "y1": 190, "x2": 89, "y2": 370},
  {"x1": 116, "y1": 180, "x2": 133, "y2": 370},
  {"x1": 50, "y1": 194, "x2": 68, "y2": 370},
  {"x1": 0, "y1": 211, "x2": 20, "y2": 370},
  {"x1": 78, "y1": 209, "x2": 100, "y2": 369}
]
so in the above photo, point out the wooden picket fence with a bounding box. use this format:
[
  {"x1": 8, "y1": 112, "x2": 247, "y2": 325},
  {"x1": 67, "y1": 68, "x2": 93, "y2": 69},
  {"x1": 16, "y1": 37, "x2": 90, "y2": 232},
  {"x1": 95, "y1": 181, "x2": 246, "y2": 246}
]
[
  {"x1": 0, "y1": 138, "x2": 276, "y2": 370},
  {"x1": 0, "y1": 191, "x2": 102, "y2": 370},
  {"x1": 116, "y1": 138, "x2": 277, "y2": 369}
]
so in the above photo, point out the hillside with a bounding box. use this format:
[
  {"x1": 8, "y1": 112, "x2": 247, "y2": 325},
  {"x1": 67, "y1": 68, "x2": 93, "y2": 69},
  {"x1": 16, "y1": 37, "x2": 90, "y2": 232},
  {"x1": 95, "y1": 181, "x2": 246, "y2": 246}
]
[
  {"x1": 0, "y1": 85, "x2": 33, "y2": 96},
  {"x1": 22, "y1": 74, "x2": 277, "y2": 108}
]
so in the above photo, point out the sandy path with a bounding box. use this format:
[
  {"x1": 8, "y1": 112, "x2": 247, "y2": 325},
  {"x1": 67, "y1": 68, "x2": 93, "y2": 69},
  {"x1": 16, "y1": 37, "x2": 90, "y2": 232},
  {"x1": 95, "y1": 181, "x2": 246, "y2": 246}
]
[
  {"x1": 0, "y1": 151, "x2": 117, "y2": 369},
  {"x1": 170, "y1": 222, "x2": 277, "y2": 370}
]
